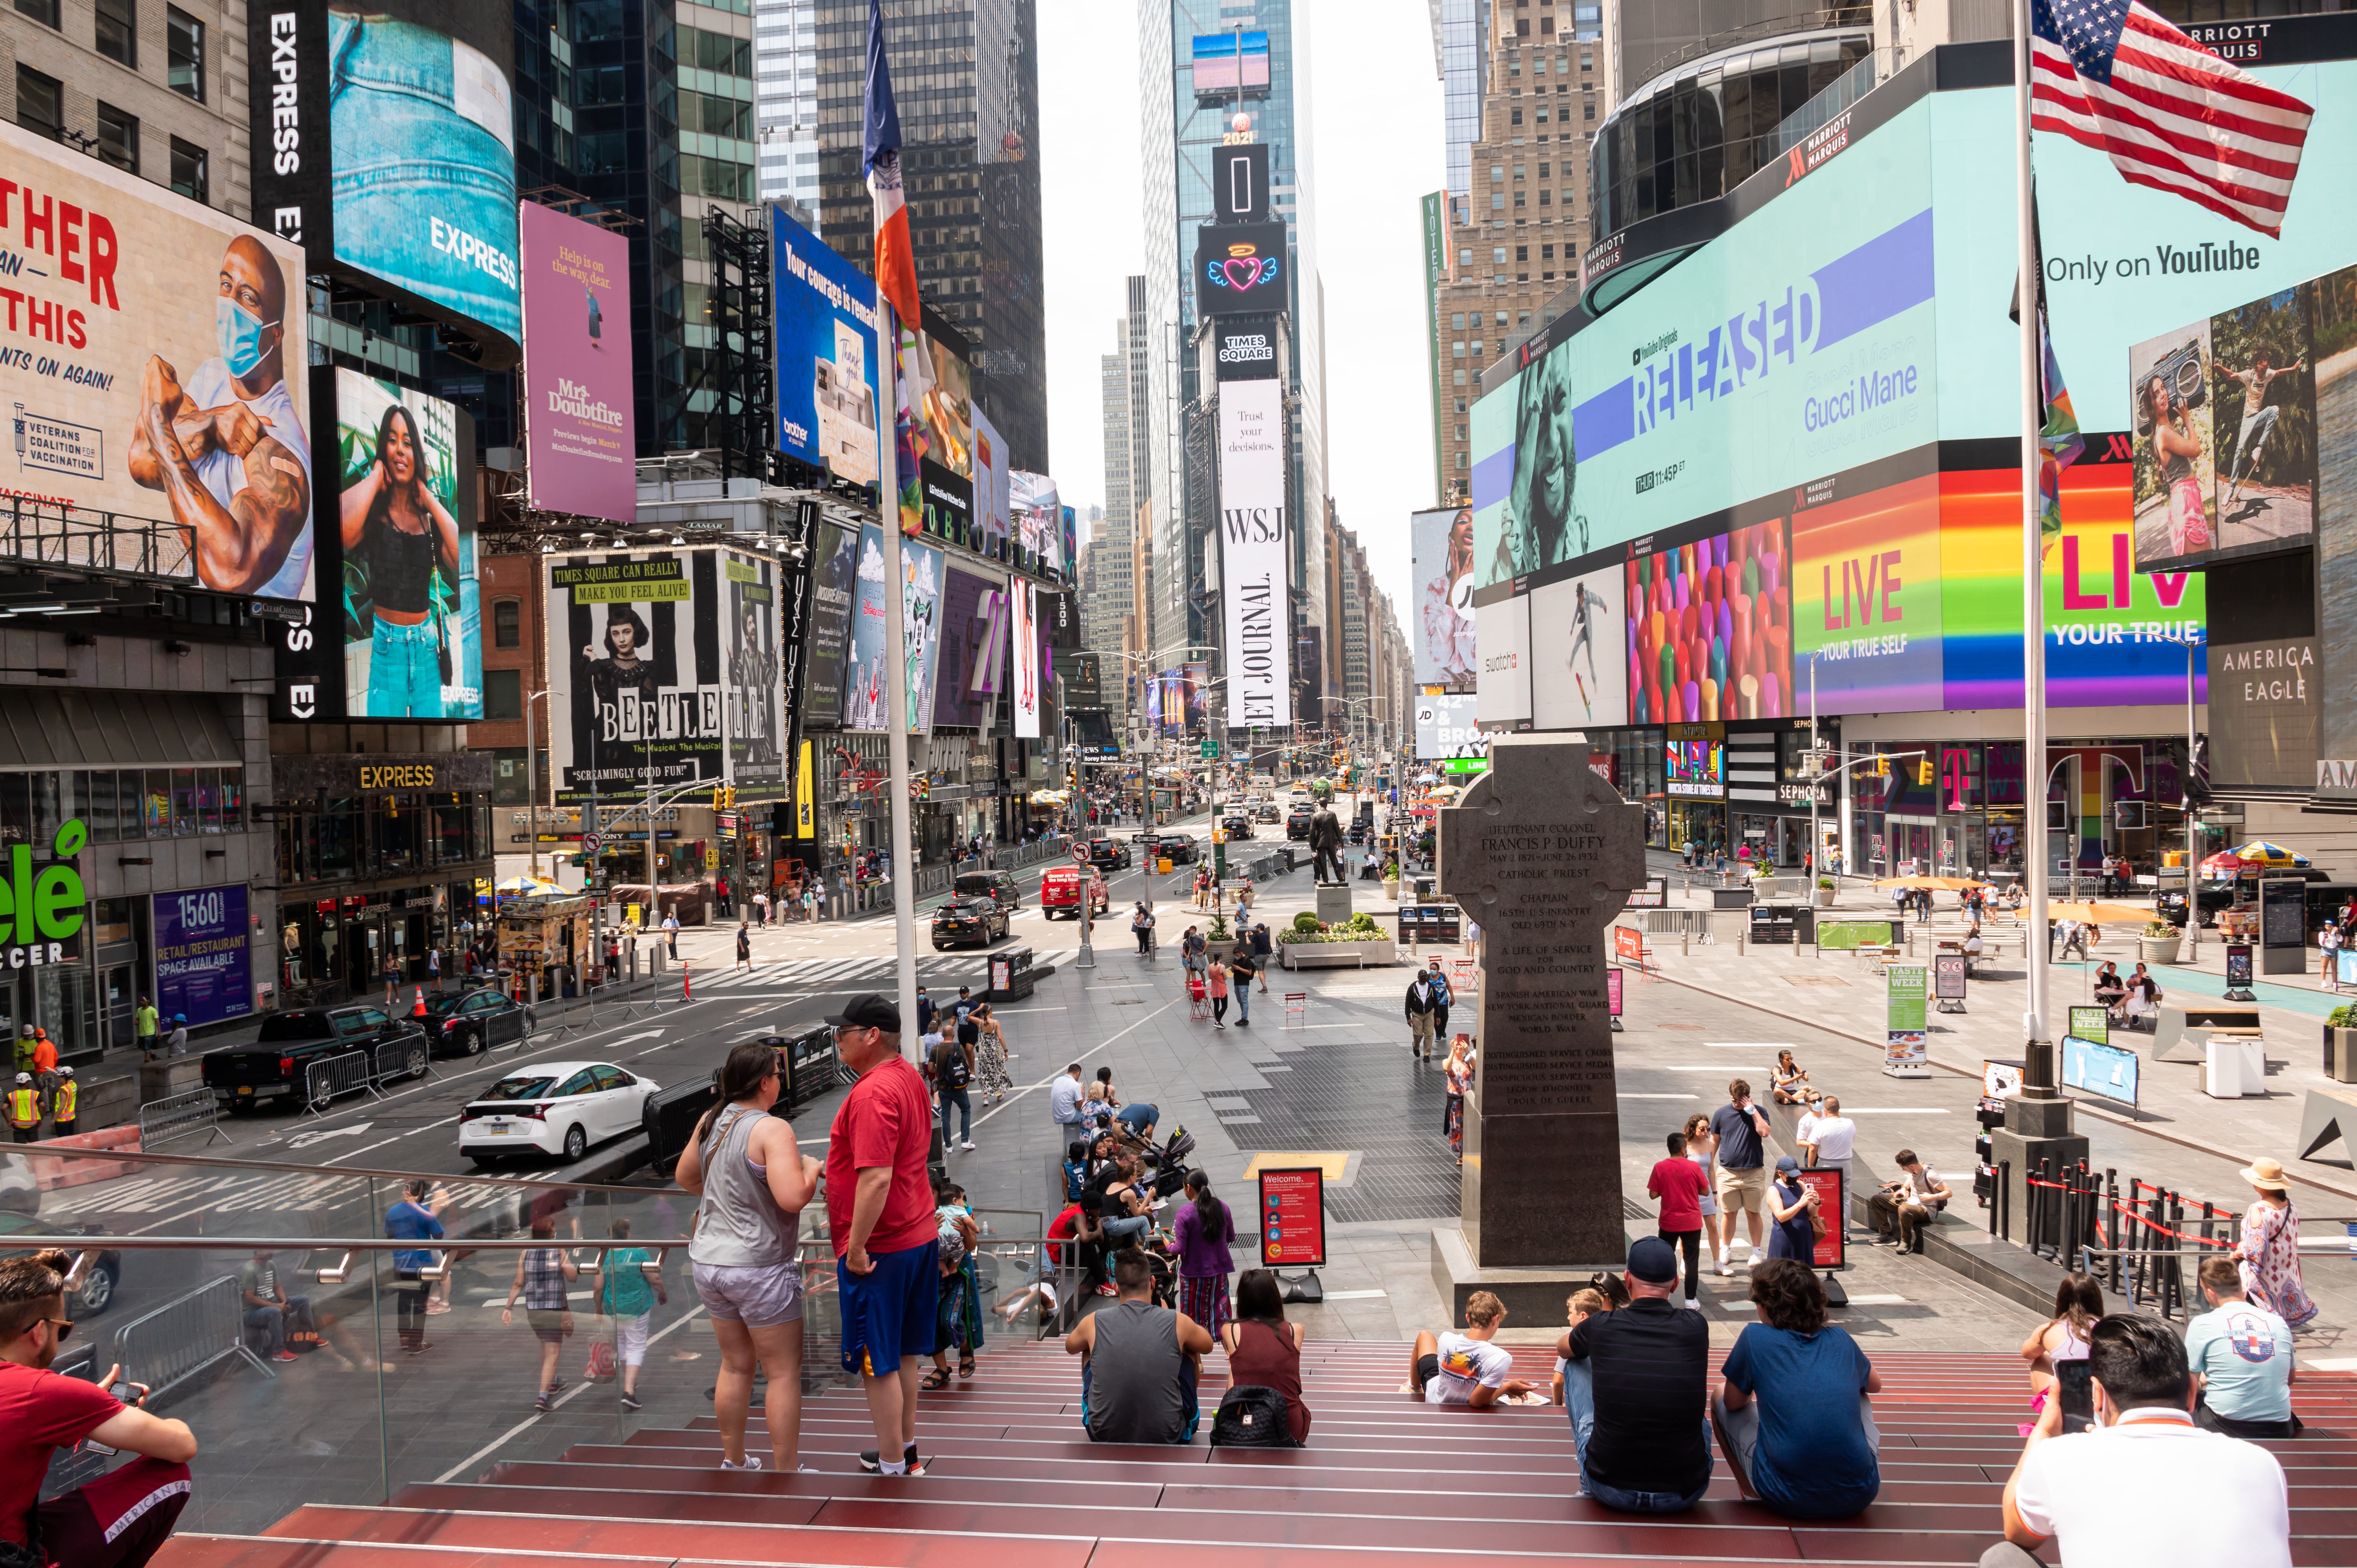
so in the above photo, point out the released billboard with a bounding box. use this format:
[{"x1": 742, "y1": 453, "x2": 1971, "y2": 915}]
[
  {"x1": 1413, "y1": 506, "x2": 1478, "y2": 687},
  {"x1": 248, "y1": 2, "x2": 521, "y2": 353},
  {"x1": 520, "y1": 203, "x2": 633, "y2": 522},
  {"x1": 336, "y1": 369, "x2": 483, "y2": 719},
  {"x1": 1218, "y1": 378, "x2": 1291, "y2": 727},
  {"x1": 545, "y1": 548, "x2": 783, "y2": 800},
  {"x1": 0, "y1": 122, "x2": 315, "y2": 596},
  {"x1": 773, "y1": 203, "x2": 881, "y2": 484}
]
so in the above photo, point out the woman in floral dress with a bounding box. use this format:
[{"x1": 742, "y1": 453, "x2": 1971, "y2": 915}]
[
  {"x1": 1444, "y1": 1034, "x2": 1476, "y2": 1164},
  {"x1": 2234, "y1": 1158, "x2": 2318, "y2": 1330}
]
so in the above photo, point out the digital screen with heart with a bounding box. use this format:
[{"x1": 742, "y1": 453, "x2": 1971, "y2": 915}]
[{"x1": 1194, "y1": 222, "x2": 1290, "y2": 316}]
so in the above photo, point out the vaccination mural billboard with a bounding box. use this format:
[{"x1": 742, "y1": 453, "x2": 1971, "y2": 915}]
[
  {"x1": 1413, "y1": 506, "x2": 1478, "y2": 688},
  {"x1": 0, "y1": 122, "x2": 316, "y2": 597},
  {"x1": 520, "y1": 202, "x2": 634, "y2": 522},
  {"x1": 336, "y1": 369, "x2": 483, "y2": 719},
  {"x1": 545, "y1": 550, "x2": 733, "y2": 802},
  {"x1": 773, "y1": 204, "x2": 881, "y2": 484}
]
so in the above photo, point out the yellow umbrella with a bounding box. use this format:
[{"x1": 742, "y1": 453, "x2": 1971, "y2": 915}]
[
  {"x1": 2044, "y1": 901, "x2": 2154, "y2": 924},
  {"x1": 1873, "y1": 875, "x2": 1990, "y2": 891}
]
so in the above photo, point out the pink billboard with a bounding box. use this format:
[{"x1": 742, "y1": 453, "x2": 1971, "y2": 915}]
[{"x1": 521, "y1": 203, "x2": 635, "y2": 523}]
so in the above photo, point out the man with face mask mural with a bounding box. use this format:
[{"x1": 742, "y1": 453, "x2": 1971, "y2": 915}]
[{"x1": 129, "y1": 236, "x2": 314, "y2": 599}]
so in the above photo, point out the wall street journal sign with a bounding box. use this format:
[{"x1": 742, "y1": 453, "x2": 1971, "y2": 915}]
[{"x1": 1217, "y1": 378, "x2": 1292, "y2": 727}]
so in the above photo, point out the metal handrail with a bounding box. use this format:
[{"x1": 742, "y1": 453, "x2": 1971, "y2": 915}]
[{"x1": 11, "y1": 1139, "x2": 680, "y2": 1196}]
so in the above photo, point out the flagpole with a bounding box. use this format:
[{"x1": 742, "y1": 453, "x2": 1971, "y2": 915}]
[
  {"x1": 2015, "y1": 0, "x2": 2054, "y2": 1092},
  {"x1": 873, "y1": 296, "x2": 920, "y2": 1057}
]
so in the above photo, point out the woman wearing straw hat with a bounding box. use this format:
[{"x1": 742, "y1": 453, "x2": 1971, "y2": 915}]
[{"x1": 2233, "y1": 1159, "x2": 2318, "y2": 1330}]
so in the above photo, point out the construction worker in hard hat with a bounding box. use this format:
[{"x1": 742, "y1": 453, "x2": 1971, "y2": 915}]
[
  {"x1": 49, "y1": 1065, "x2": 76, "y2": 1137},
  {"x1": 166, "y1": 1014, "x2": 189, "y2": 1057},
  {"x1": 5, "y1": 1072, "x2": 42, "y2": 1142},
  {"x1": 29, "y1": 1028, "x2": 57, "y2": 1092},
  {"x1": 10, "y1": 1026, "x2": 32, "y2": 1077}
]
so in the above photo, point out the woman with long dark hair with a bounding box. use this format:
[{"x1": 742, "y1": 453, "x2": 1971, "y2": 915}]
[
  {"x1": 1166, "y1": 1169, "x2": 1236, "y2": 1332},
  {"x1": 676, "y1": 1039, "x2": 822, "y2": 1471},
  {"x1": 340, "y1": 401, "x2": 462, "y2": 716},
  {"x1": 2143, "y1": 373, "x2": 2210, "y2": 558},
  {"x1": 1222, "y1": 1267, "x2": 1310, "y2": 1444}
]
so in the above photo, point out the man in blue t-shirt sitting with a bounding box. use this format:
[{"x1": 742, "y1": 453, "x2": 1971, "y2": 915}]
[
  {"x1": 2186, "y1": 1255, "x2": 2299, "y2": 1438},
  {"x1": 1712, "y1": 1256, "x2": 1883, "y2": 1519}
]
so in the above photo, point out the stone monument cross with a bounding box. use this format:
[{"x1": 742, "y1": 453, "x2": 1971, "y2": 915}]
[{"x1": 1436, "y1": 733, "x2": 1646, "y2": 1268}]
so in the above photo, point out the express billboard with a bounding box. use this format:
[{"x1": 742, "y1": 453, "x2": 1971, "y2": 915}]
[
  {"x1": 0, "y1": 123, "x2": 315, "y2": 595},
  {"x1": 520, "y1": 203, "x2": 634, "y2": 522},
  {"x1": 1412, "y1": 506, "x2": 1477, "y2": 688},
  {"x1": 336, "y1": 369, "x2": 483, "y2": 719},
  {"x1": 249, "y1": 0, "x2": 520, "y2": 354},
  {"x1": 773, "y1": 203, "x2": 881, "y2": 484}
]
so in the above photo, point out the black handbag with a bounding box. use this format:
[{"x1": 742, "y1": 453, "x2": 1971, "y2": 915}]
[
  {"x1": 435, "y1": 598, "x2": 453, "y2": 689},
  {"x1": 1210, "y1": 1384, "x2": 1299, "y2": 1447}
]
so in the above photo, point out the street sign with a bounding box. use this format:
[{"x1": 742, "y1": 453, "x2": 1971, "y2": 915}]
[
  {"x1": 1071, "y1": 842, "x2": 1092, "y2": 865},
  {"x1": 1200, "y1": 740, "x2": 1219, "y2": 759},
  {"x1": 582, "y1": 832, "x2": 602, "y2": 854}
]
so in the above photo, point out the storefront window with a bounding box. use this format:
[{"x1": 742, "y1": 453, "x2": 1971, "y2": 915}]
[
  {"x1": 171, "y1": 768, "x2": 198, "y2": 835},
  {"x1": 318, "y1": 801, "x2": 360, "y2": 879},
  {"x1": 0, "y1": 774, "x2": 27, "y2": 846},
  {"x1": 82, "y1": 772, "x2": 118, "y2": 842},
  {"x1": 379, "y1": 796, "x2": 424, "y2": 872},
  {"x1": 220, "y1": 768, "x2": 242, "y2": 830},
  {"x1": 143, "y1": 771, "x2": 170, "y2": 836},
  {"x1": 432, "y1": 801, "x2": 470, "y2": 863}
]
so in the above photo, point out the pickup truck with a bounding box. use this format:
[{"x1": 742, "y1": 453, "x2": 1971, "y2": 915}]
[{"x1": 202, "y1": 1005, "x2": 431, "y2": 1113}]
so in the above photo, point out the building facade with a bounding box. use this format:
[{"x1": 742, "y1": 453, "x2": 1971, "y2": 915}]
[
  {"x1": 813, "y1": 0, "x2": 1047, "y2": 470},
  {"x1": 754, "y1": 0, "x2": 822, "y2": 212}
]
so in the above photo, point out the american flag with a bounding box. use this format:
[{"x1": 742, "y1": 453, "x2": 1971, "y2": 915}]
[{"x1": 2030, "y1": 0, "x2": 2312, "y2": 238}]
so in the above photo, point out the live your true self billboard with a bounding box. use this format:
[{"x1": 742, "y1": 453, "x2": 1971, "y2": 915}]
[{"x1": 1463, "y1": 30, "x2": 2357, "y2": 728}]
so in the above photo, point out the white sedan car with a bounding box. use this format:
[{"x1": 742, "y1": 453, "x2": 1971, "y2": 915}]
[{"x1": 459, "y1": 1060, "x2": 660, "y2": 1166}]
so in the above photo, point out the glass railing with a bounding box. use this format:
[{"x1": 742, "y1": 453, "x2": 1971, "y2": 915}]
[{"x1": 11, "y1": 1142, "x2": 1051, "y2": 1538}]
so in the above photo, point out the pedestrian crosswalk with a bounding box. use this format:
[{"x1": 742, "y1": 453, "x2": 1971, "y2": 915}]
[{"x1": 684, "y1": 949, "x2": 1077, "y2": 994}]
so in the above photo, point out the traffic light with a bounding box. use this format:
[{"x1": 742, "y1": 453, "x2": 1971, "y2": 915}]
[
  {"x1": 1915, "y1": 759, "x2": 1935, "y2": 786},
  {"x1": 1873, "y1": 755, "x2": 1890, "y2": 778}
]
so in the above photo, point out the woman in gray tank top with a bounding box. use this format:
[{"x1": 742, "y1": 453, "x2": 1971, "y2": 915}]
[{"x1": 676, "y1": 1040, "x2": 821, "y2": 1472}]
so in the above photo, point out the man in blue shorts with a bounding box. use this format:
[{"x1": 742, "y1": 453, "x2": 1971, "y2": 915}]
[{"x1": 826, "y1": 993, "x2": 940, "y2": 1475}]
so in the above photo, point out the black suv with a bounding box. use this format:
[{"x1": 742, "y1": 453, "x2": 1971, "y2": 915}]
[
  {"x1": 1151, "y1": 833, "x2": 1199, "y2": 864},
  {"x1": 932, "y1": 896, "x2": 1012, "y2": 950},
  {"x1": 955, "y1": 870, "x2": 1023, "y2": 907},
  {"x1": 202, "y1": 1005, "x2": 431, "y2": 1112},
  {"x1": 1221, "y1": 814, "x2": 1254, "y2": 840},
  {"x1": 1086, "y1": 837, "x2": 1133, "y2": 870},
  {"x1": 1286, "y1": 806, "x2": 1315, "y2": 840}
]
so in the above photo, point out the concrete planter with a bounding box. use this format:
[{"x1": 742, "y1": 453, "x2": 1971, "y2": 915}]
[
  {"x1": 1813, "y1": 888, "x2": 1837, "y2": 907},
  {"x1": 1280, "y1": 936, "x2": 1399, "y2": 969},
  {"x1": 2326, "y1": 1026, "x2": 2357, "y2": 1084},
  {"x1": 1752, "y1": 876, "x2": 1780, "y2": 897},
  {"x1": 2138, "y1": 933, "x2": 2183, "y2": 965},
  {"x1": 1382, "y1": 879, "x2": 1399, "y2": 901}
]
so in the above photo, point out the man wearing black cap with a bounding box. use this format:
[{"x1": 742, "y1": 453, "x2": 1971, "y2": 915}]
[
  {"x1": 1564, "y1": 1236, "x2": 1714, "y2": 1512},
  {"x1": 822, "y1": 993, "x2": 939, "y2": 1476}
]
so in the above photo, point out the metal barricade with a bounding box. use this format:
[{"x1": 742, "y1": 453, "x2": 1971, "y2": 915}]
[
  {"x1": 137, "y1": 1087, "x2": 227, "y2": 1149},
  {"x1": 111, "y1": 1275, "x2": 274, "y2": 1404},
  {"x1": 371, "y1": 1037, "x2": 433, "y2": 1087},
  {"x1": 302, "y1": 1050, "x2": 379, "y2": 1116}
]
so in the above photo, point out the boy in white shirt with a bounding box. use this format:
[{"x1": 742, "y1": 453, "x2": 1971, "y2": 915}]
[{"x1": 1409, "y1": 1290, "x2": 1533, "y2": 1408}]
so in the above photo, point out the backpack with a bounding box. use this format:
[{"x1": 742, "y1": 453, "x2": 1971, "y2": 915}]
[
  {"x1": 1210, "y1": 1384, "x2": 1299, "y2": 1447},
  {"x1": 941, "y1": 1048, "x2": 970, "y2": 1088}
]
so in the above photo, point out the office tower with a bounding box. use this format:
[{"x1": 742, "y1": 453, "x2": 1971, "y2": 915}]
[{"x1": 754, "y1": 0, "x2": 822, "y2": 213}]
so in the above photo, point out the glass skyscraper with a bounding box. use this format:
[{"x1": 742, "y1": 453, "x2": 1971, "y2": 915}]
[{"x1": 1139, "y1": 0, "x2": 1325, "y2": 678}]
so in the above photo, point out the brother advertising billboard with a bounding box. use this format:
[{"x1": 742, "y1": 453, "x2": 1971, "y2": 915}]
[
  {"x1": 248, "y1": 0, "x2": 521, "y2": 356},
  {"x1": 772, "y1": 204, "x2": 881, "y2": 485},
  {"x1": 520, "y1": 203, "x2": 634, "y2": 522},
  {"x1": 544, "y1": 549, "x2": 782, "y2": 801},
  {"x1": 0, "y1": 123, "x2": 315, "y2": 597}
]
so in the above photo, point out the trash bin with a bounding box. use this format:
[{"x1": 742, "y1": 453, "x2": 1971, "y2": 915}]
[{"x1": 989, "y1": 948, "x2": 1037, "y2": 1002}]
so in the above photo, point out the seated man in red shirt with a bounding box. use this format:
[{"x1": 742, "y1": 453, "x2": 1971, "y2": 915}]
[
  {"x1": 1, "y1": 1248, "x2": 199, "y2": 1567},
  {"x1": 1648, "y1": 1131, "x2": 1714, "y2": 1310}
]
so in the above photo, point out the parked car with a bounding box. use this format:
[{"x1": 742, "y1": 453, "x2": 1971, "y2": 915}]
[
  {"x1": 1286, "y1": 806, "x2": 1315, "y2": 840},
  {"x1": 460, "y1": 1061, "x2": 660, "y2": 1166},
  {"x1": 0, "y1": 1210, "x2": 120, "y2": 1314},
  {"x1": 204, "y1": 1005, "x2": 430, "y2": 1114},
  {"x1": 954, "y1": 869, "x2": 1023, "y2": 908},
  {"x1": 932, "y1": 896, "x2": 1012, "y2": 949},
  {"x1": 1086, "y1": 837, "x2": 1133, "y2": 870},
  {"x1": 420, "y1": 987, "x2": 533, "y2": 1057},
  {"x1": 1039, "y1": 864, "x2": 1111, "y2": 919},
  {"x1": 1221, "y1": 814, "x2": 1255, "y2": 839}
]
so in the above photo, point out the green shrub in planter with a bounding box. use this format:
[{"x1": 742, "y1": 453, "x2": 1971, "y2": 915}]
[
  {"x1": 2330, "y1": 1005, "x2": 2357, "y2": 1029},
  {"x1": 1292, "y1": 911, "x2": 1322, "y2": 936},
  {"x1": 1818, "y1": 878, "x2": 1836, "y2": 891},
  {"x1": 2143, "y1": 921, "x2": 2178, "y2": 938}
]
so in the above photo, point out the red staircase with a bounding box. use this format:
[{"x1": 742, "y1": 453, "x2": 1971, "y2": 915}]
[{"x1": 156, "y1": 1340, "x2": 2357, "y2": 1567}]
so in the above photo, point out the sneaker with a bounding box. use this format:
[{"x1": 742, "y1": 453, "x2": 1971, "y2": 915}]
[
  {"x1": 272, "y1": 1350, "x2": 299, "y2": 1363},
  {"x1": 961, "y1": 1139, "x2": 976, "y2": 1150},
  {"x1": 620, "y1": 1393, "x2": 643, "y2": 1412},
  {"x1": 721, "y1": 1454, "x2": 764, "y2": 1471},
  {"x1": 1095, "y1": 1283, "x2": 1118, "y2": 1297},
  {"x1": 1748, "y1": 1247, "x2": 1765, "y2": 1266},
  {"x1": 547, "y1": 1377, "x2": 568, "y2": 1395},
  {"x1": 424, "y1": 1301, "x2": 452, "y2": 1315},
  {"x1": 1714, "y1": 1249, "x2": 1732, "y2": 1277},
  {"x1": 534, "y1": 1393, "x2": 552, "y2": 1412},
  {"x1": 858, "y1": 1444, "x2": 920, "y2": 1473},
  {"x1": 1685, "y1": 1298, "x2": 1701, "y2": 1312}
]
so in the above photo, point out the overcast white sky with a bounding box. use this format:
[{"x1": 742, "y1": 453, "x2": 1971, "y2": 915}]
[{"x1": 1035, "y1": 0, "x2": 1446, "y2": 613}]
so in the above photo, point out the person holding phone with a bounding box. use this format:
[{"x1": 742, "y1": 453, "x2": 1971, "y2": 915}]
[
  {"x1": 1709, "y1": 1079, "x2": 1775, "y2": 1273},
  {"x1": 0, "y1": 1249, "x2": 199, "y2": 1568}
]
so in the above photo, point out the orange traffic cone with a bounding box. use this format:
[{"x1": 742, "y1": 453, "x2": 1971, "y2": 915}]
[{"x1": 411, "y1": 985, "x2": 428, "y2": 1018}]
